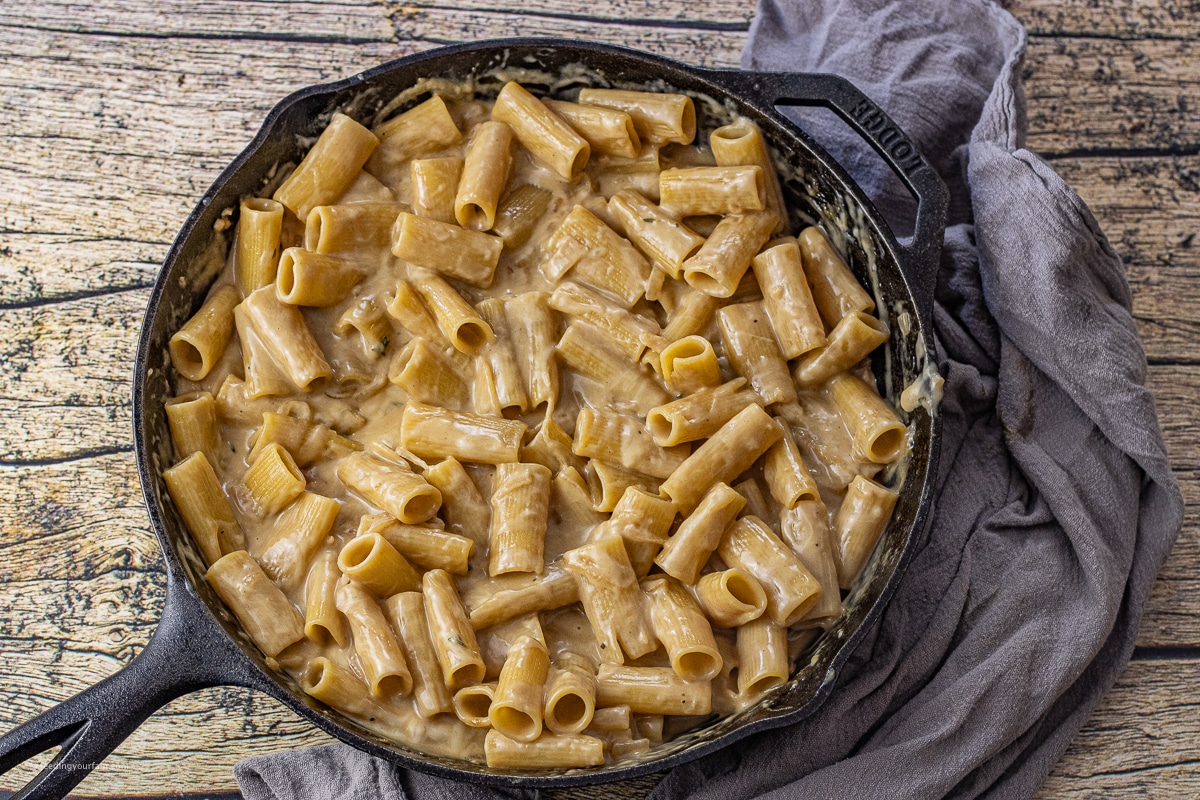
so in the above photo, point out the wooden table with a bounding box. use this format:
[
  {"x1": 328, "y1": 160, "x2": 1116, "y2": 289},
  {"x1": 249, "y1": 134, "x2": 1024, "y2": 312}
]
[{"x1": 1, "y1": 0, "x2": 1196, "y2": 796}]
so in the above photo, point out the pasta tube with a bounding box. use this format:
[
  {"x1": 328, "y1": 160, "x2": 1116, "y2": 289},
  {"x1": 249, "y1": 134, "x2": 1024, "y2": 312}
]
[
  {"x1": 467, "y1": 569, "x2": 580, "y2": 631},
  {"x1": 305, "y1": 202, "x2": 404, "y2": 254},
  {"x1": 828, "y1": 373, "x2": 909, "y2": 463},
  {"x1": 299, "y1": 657, "x2": 374, "y2": 718},
  {"x1": 484, "y1": 730, "x2": 605, "y2": 769},
  {"x1": 505, "y1": 292, "x2": 559, "y2": 412},
  {"x1": 239, "y1": 287, "x2": 332, "y2": 390},
  {"x1": 259, "y1": 491, "x2": 341, "y2": 588},
  {"x1": 165, "y1": 391, "x2": 220, "y2": 467},
  {"x1": 335, "y1": 170, "x2": 394, "y2": 203},
  {"x1": 303, "y1": 549, "x2": 348, "y2": 647},
  {"x1": 455, "y1": 121, "x2": 514, "y2": 230},
  {"x1": 658, "y1": 336, "x2": 721, "y2": 395},
  {"x1": 710, "y1": 119, "x2": 788, "y2": 233},
  {"x1": 659, "y1": 166, "x2": 764, "y2": 218},
  {"x1": 595, "y1": 665, "x2": 711, "y2": 716},
  {"x1": 585, "y1": 460, "x2": 660, "y2": 514},
  {"x1": 662, "y1": 287, "x2": 720, "y2": 342},
  {"x1": 381, "y1": 592, "x2": 454, "y2": 718},
  {"x1": 761, "y1": 422, "x2": 820, "y2": 508},
  {"x1": 366, "y1": 95, "x2": 462, "y2": 185},
  {"x1": 476, "y1": 297, "x2": 530, "y2": 417},
  {"x1": 164, "y1": 452, "x2": 244, "y2": 567},
  {"x1": 552, "y1": 466, "x2": 607, "y2": 532},
  {"x1": 411, "y1": 270, "x2": 495, "y2": 353},
  {"x1": 388, "y1": 337, "x2": 469, "y2": 410},
  {"x1": 654, "y1": 482, "x2": 745, "y2": 585},
  {"x1": 833, "y1": 475, "x2": 899, "y2": 588},
  {"x1": 607, "y1": 189, "x2": 704, "y2": 279},
  {"x1": 336, "y1": 450, "x2": 442, "y2": 525},
  {"x1": 588, "y1": 704, "x2": 632, "y2": 731},
  {"x1": 577, "y1": 89, "x2": 696, "y2": 145},
  {"x1": 542, "y1": 205, "x2": 650, "y2": 308},
  {"x1": 421, "y1": 458, "x2": 489, "y2": 545},
  {"x1": 736, "y1": 616, "x2": 788, "y2": 696},
  {"x1": 422, "y1": 568, "x2": 486, "y2": 689},
  {"x1": 336, "y1": 579, "x2": 413, "y2": 698},
  {"x1": 490, "y1": 634, "x2": 551, "y2": 742},
  {"x1": 695, "y1": 569, "x2": 767, "y2": 628},
  {"x1": 793, "y1": 310, "x2": 889, "y2": 388},
  {"x1": 337, "y1": 532, "x2": 421, "y2": 597},
  {"x1": 733, "y1": 476, "x2": 774, "y2": 522},
  {"x1": 386, "y1": 279, "x2": 443, "y2": 344},
  {"x1": 683, "y1": 211, "x2": 777, "y2": 298},
  {"x1": 488, "y1": 462, "x2": 552, "y2": 576},
  {"x1": 170, "y1": 284, "x2": 240, "y2": 382},
  {"x1": 593, "y1": 486, "x2": 677, "y2": 577},
  {"x1": 335, "y1": 297, "x2": 392, "y2": 358},
  {"x1": 544, "y1": 653, "x2": 597, "y2": 735},
  {"x1": 358, "y1": 513, "x2": 474, "y2": 576},
  {"x1": 752, "y1": 239, "x2": 826, "y2": 358},
  {"x1": 556, "y1": 323, "x2": 670, "y2": 416},
  {"x1": 572, "y1": 408, "x2": 690, "y2": 480},
  {"x1": 235, "y1": 198, "x2": 284, "y2": 296},
  {"x1": 490, "y1": 82, "x2": 590, "y2": 180},
  {"x1": 411, "y1": 157, "x2": 463, "y2": 224},
  {"x1": 248, "y1": 411, "x2": 358, "y2": 467},
  {"x1": 275, "y1": 248, "x2": 363, "y2": 307},
  {"x1": 659, "y1": 403, "x2": 782, "y2": 514},
  {"x1": 400, "y1": 402, "x2": 526, "y2": 465},
  {"x1": 454, "y1": 682, "x2": 497, "y2": 727},
  {"x1": 492, "y1": 184, "x2": 553, "y2": 250},
  {"x1": 242, "y1": 442, "x2": 306, "y2": 515},
  {"x1": 798, "y1": 226, "x2": 875, "y2": 325},
  {"x1": 717, "y1": 516, "x2": 821, "y2": 626},
  {"x1": 274, "y1": 113, "x2": 379, "y2": 221},
  {"x1": 549, "y1": 281, "x2": 668, "y2": 362},
  {"x1": 562, "y1": 536, "x2": 657, "y2": 663},
  {"x1": 642, "y1": 575, "x2": 722, "y2": 682},
  {"x1": 781, "y1": 501, "x2": 842, "y2": 624},
  {"x1": 543, "y1": 99, "x2": 640, "y2": 158},
  {"x1": 207, "y1": 550, "x2": 305, "y2": 657},
  {"x1": 717, "y1": 301, "x2": 798, "y2": 406},
  {"x1": 392, "y1": 213, "x2": 504, "y2": 289}
]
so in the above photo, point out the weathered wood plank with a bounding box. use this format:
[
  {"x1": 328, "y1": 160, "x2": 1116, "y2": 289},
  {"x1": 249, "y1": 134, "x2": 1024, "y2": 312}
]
[
  {"x1": 1024, "y1": 37, "x2": 1200, "y2": 155},
  {"x1": 0, "y1": 235, "x2": 161, "y2": 308},
  {"x1": 0, "y1": 28, "x2": 409, "y2": 244},
  {"x1": 1009, "y1": 0, "x2": 1200, "y2": 40},
  {"x1": 1036, "y1": 658, "x2": 1200, "y2": 798},
  {"x1": 0, "y1": 0, "x2": 394, "y2": 42},
  {"x1": 1139, "y1": 500, "x2": 1200, "y2": 647},
  {"x1": 1050, "y1": 155, "x2": 1200, "y2": 364},
  {"x1": 0, "y1": 290, "x2": 145, "y2": 463}
]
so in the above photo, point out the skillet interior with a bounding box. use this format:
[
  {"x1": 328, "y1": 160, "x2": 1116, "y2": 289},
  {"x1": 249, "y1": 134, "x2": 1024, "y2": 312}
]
[{"x1": 136, "y1": 39, "x2": 941, "y2": 786}]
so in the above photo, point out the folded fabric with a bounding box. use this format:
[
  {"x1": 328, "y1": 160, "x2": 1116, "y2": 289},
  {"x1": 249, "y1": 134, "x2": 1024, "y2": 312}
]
[{"x1": 235, "y1": 1, "x2": 1183, "y2": 797}]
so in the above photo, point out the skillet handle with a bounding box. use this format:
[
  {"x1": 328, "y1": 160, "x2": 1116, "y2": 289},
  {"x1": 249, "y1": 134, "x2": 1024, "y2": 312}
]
[
  {"x1": 706, "y1": 70, "x2": 948, "y2": 320},
  {"x1": 0, "y1": 579, "x2": 254, "y2": 800}
]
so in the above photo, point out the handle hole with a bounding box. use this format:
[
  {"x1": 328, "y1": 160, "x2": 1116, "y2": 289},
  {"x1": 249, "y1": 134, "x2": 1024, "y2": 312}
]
[
  {"x1": 0, "y1": 720, "x2": 88, "y2": 785},
  {"x1": 775, "y1": 104, "x2": 918, "y2": 242}
]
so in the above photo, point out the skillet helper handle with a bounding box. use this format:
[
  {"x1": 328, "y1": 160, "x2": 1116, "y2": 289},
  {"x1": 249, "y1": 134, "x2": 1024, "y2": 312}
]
[
  {"x1": 711, "y1": 70, "x2": 948, "y2": 320},
  {"x1": 0, "y1": 582, "x2": 252, "y2": 800}
]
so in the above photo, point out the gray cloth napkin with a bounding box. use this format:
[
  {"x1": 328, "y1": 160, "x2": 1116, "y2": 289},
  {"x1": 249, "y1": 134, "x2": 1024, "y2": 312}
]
[{"x1": 235, "y1": 0, "x2": 1184, "y2": 797}]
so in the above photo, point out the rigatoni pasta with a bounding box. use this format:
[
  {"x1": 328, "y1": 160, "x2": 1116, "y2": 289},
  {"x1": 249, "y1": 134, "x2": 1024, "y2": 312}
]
[{"x1": 165, "y1": 79, "x2": 914, "y2": 770}]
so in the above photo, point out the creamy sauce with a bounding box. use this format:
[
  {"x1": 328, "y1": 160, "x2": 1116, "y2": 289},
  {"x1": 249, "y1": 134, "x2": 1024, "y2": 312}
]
[{"x1": 169, "y1": 81, "x2": 913, "y2": 768}]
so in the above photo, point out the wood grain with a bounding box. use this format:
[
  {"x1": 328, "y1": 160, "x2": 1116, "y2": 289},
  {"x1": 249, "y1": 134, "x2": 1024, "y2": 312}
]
[
  {"x1": 1008, "y1": 0, "x2": 1200, "y2": 40},
  {"x1": 1025, "y1": 38, "x2": 1200, "y2": 155},
  {"x1": 0, "y1": 0, "x2": 1198, "y2": 795}
]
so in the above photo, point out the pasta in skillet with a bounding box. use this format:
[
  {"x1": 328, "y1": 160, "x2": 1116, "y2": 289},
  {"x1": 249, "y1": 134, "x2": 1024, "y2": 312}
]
[{"x1": 162, "y1": 81, "x2": 910, "y2": 768}]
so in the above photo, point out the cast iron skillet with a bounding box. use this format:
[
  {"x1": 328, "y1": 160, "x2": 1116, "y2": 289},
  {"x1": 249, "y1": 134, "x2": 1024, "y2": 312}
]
[{"x1": 0, "y1": 39, "x2": 946, "y2": 799}]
